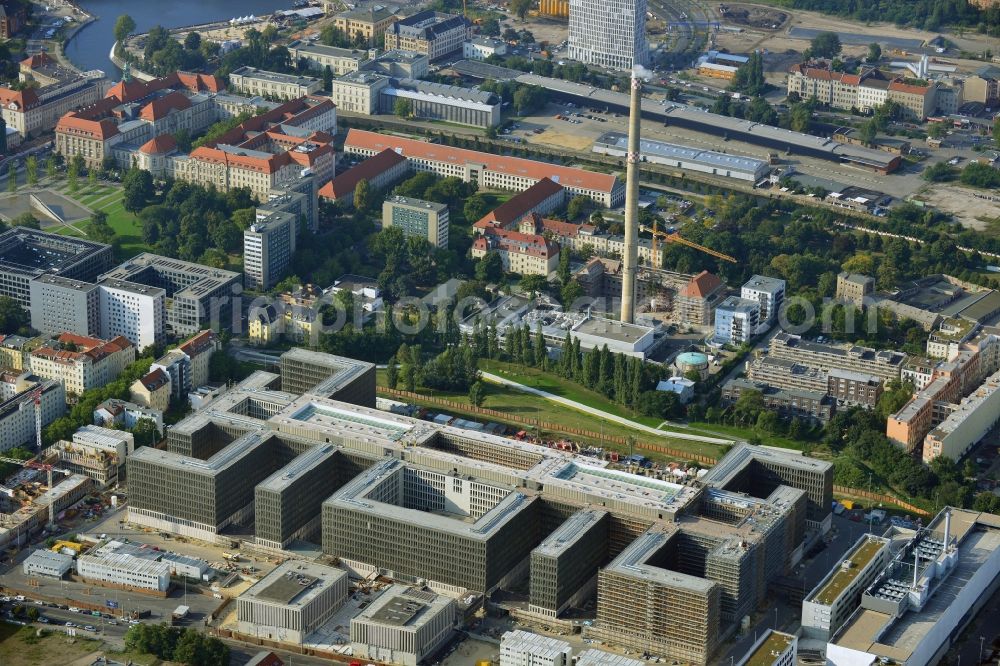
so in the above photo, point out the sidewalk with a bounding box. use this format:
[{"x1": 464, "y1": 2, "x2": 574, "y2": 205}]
[{"x1": 479, "y1": 371, "x2": 735, "y2": 445}]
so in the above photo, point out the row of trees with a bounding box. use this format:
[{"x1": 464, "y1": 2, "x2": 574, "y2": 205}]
[
  {"x1": 124, "y1": 623, "x2": 229, "y2": 666},
  {"x1": 773, "y1": 0, "x2": 998, "y2": 34},
  {"x1": 387, "y1": 340, "x2": 481, "y2": 393}
]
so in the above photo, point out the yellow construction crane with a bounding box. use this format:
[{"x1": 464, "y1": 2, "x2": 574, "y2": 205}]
[{"x1": 641, "y1": 219, "x2": 737, "y2": 266}]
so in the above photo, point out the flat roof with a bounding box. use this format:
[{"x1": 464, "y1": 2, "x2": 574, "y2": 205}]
[
  {"x1": 354, "y1": 584, "x2": 452, "y2": 629},
  {"x1": 24, "y1": 549, "x2": 74, "y2": 567},
  {"x1": 596, "y1": 131, "x2": 767, "y2": 174},
  {"x1": 385, "y1": 195, "x2": 448, "y2": 212},
  {"x1": 533, "y1": 508, "x2": 607, "y2": 557},
  {"x1": 241, "y1": 560, "x2": 347, "y2": 608},
  {"x1": 231, "y1": 66, "x2": 320, "y2": 86},
  {"x1": 742, "y1": 630, "x2": 795, "y2": 666},
  {"x1": 811, "y1": 536, "x2": 887, "y2": 605},
  {"x1": 129, "y1": 431, "x2": 271, "y2": 475},
  {"x1": 577, "y1": 650, "x2": 647, "y2": 666},
  {"x1": 256, "y1": 444, "x2": 338, "y2": 493},
  {"x1": 605, "y1": 528, "x2": 716, "y2": 592}
]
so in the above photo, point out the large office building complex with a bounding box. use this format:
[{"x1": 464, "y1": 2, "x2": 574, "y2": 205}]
[
  {"x1": 228, "y1": 67, "x2": 322, "y2": 100},
  {"x1": 99, "y1": 254, "x2": 241, "y2": 336},
  {"x1": 568, "y1": 0, "x2": 648, "y2": 70},
  {"x1": 594, "y1": 132, "x2": 768, "y2": 182},
  {"x1": 0, "y1": 229, "x2": 113, "y2": 308},
  {"x1": 382, "y1": 196, "x2": 450, "y2": 249},
  {"x1": 125, "y1": 347, "x2": 831, "y2": 665}
]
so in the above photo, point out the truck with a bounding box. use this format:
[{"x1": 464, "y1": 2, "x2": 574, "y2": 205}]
[{"x1": 172, "y1": 605, "x2": 189, "y2": 622}]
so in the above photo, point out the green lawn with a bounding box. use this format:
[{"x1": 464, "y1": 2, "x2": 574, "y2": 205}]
[
  {"x1": 686, "y1": 421, "x2": 806, "y2": 451},
  {"x1": 54, "y1": 189, "x2": 150, "y2": 258},
  {"x1": 479, "y1": 359, "x2": 669, "y2": 430},
  {"x1": 377, "y1": 368, "x2": 725, "y2": 460}
]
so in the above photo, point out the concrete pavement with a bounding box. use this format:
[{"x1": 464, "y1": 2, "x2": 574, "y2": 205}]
[{"x1": 480, "y1": 370, "x2": 735, "y2": 445}]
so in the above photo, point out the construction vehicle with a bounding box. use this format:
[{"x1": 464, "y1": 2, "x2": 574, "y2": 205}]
[{"x1": 641, "y1": 218, "x2": 737, "y2": 266}]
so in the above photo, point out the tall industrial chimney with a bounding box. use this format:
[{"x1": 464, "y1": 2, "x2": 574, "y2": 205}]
[{"x1": 619, "y1": 69, "x2": 643, "y2": 324}]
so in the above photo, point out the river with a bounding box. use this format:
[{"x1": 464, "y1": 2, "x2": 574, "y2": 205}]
[{"x1": 64, "y1": 0, "x2": 292, "y2": 74}]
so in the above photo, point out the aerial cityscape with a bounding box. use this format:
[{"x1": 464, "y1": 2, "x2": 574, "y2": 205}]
[{"x1": 0, "y1": 0, "x2": 997, "y2": 664}]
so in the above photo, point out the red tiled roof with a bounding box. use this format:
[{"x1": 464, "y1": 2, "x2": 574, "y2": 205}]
[
  {"x1": 474, "y1": 177, "x2": 564, "y2": 230},
  {"x1": 139, "y1": 91, "x2": 192, "y2": 121},
  {"x1": 178, "y1": 330, "x2": 217, "y2": 358},
  {"x1": 537, "y1": 215, "x2": 594, "y2": 238},
  {"x1": 33, "y1": 333, "x2": 132, "y2": 364},
  {"x1": 0, "y1": 86, "x2": 39, "y2": 111},
  {"x1": 345, "y1": 129, "x2": 618, "y2": 194},
  {"x1": 473, "y1": 227, "x2": 559, "y2": 259},
  {"x1": 680, "y1": 270, "x2": 723, "y2": 298},
  {"x1": 888, "y1": 80, "x2": 931, "y2": 96},
  {"x1": 319, "y1": 149, "x2": 408, "y2": 200},
  {"x1": 138, "y1": 133, "x2": 177, "y2": 155},
  {"x1": 136, "y1": 367, "x2": 170, "y2": 392},
  {"x1": 20, "y1": 52, "x2": 53, "y2": 69}
]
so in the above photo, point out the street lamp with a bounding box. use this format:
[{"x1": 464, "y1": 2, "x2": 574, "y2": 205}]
[{"x1": 979, "y1": 636, "x2": 985, "y2": 664}]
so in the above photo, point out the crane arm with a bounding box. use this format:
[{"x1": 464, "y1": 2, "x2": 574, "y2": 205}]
[{"x1": 639, "y1": 225, "x2": 737, "y2": 263}]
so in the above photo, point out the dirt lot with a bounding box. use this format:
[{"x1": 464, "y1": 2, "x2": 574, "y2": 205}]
[
  {"x1": 913, "y1": 183, "x2": 1000, "y2": 231},
  {"x1": 528, "y1": 128, "x2": 594, "y2": 151},
  {"x1": 718, "y1": 4, "x2": 788, "y2": 30}
]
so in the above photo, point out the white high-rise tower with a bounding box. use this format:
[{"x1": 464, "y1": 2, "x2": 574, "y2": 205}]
[{"x1": 568, "y1": 0, "x2": 649, "y2": 71}]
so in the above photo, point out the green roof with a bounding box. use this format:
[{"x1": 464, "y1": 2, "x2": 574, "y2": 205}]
[
  {"x1": 745, "y1": 631, "x2": 794, "y2": 666},
  {"x1": 813, "y1": 538, "x2": 884, "y2": 606}
]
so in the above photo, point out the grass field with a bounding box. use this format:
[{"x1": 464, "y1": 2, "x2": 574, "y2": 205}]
[
  {"x1": 0, "y1": 624, "x2": 105, "y2": 666},
  {"x1": 47, "y1": 182, "x2": 150, "y2": 258},
  {"x1": 376, "y1": 367, "x2": 726, "y2": 460}
]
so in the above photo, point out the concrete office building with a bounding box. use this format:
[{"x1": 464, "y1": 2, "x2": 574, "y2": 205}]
[
  {"x1": 801, "y1": 535, "x2": 891, "y2": 641},
  {"x1": 827, "y1": 508, "x2": 1000, "y2": 666},
  {"x1": 279, "y1": 347, "x2": 376, "y2": 405},
  {"x1": 244, "y1": 210, "x2": 297, "y2": 291},
  {"x1": 22, "y1": 549, "x2": 74, "y2": 578},
  {"x1": 382, "y1": 196, "x2": 450, "y2": 249},
  {"x1": 99, "y1": 254, "x2": 241, "y2": 336},
  {"x1": 384, "y1": 11, "x2": 471, "y2": 60},
  {"x1": 350, "y1": 584, "x2": 456, "y2": 666},
  {"x1": 254, "y1": 444, "x2": 341, "y2": 549},
  {"x1": 76, "y1": 552, "x2": 171, "y2": 592},
  {"x1": 328, "y1": 69, "x2": 390, "y2": 114},
  {"x1": 741, "y1": 275, "x2": 785, "y2": 328},
  {"x1": 568, "y1": 0, "x2": 648, "y2": 70},
  {"x1": 322, "y1": 458, "x2": 539, "y2": 592},
  {"x1": 344, "y1": 129, "x2": 623, "y2": 207},
  {"x1": 594, "y1": 132, "x2": 769, "y2": 182},
  {"x1": 0, "y1": 229, "x2": 113, "y2": 308},
  {"x1": 768, "y1": 332, "x2": 907, "y2": 384},
  {"x1": 701, "y1": 442, "x2": 832, "y2": 530},
  {"x1": 237, "y1": 560, "x2": 349, "y2": 644},
  {"x1": 29, "y1": 275, "x2": 100, "y2": 338},
  {"x1": 382, "y1": 78, "x2": 501, "y2": 128},
  {"x1": 127, "y1": 431, "x2": 280, "y2": 540},
  {"x1": 714, "y1": 296, "x2": 759, "y2": 345},
  {"x1": 228, "y1": 67, "x2": 322, "y2": 100},
  {"x1": 98, "y1": 279, "x2": 167, "y2": 350},
  {"x1": 737, "y1": 630, "x2": 797, "y2": 666},
  {"x1": 500, "y1": 630, "x2": 573, "y2": 666},
  {"x1": 529, "y1": 508, "x2": 608, "y2": 617}
]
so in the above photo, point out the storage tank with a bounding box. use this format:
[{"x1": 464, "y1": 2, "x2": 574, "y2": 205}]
[{"x1": 674, "y1": 351, "x2": 709, "y2": 379}]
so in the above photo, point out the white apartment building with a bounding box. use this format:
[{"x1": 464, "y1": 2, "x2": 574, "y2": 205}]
[
  {"x1": 741, "y1": 275, "x2": 786, "y2": 331},
  {"x1": 98, "y1": 279, "x2": 166, "y2": 350},
  {"x1": 329, "y1": 70, "x2": 390, "y2": 114},
  {"x1": 463, "y1": 37, "x2": 507, "y2": 60},
  {"x1": 0, "y1": 380, "x2": 65, "y2": 451},
  {"x1": 500, "y1": 630, "x2": 573, "y2": 666},
  {"x1": 714, "y1": 296, "x2": 760, "y2": 346},
  {"x1": 568, "y1": 0, "x2": 648, "y2": 70},
  {"x1": 76, "y1": 553, "x2": 171, "y2": 592}
]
